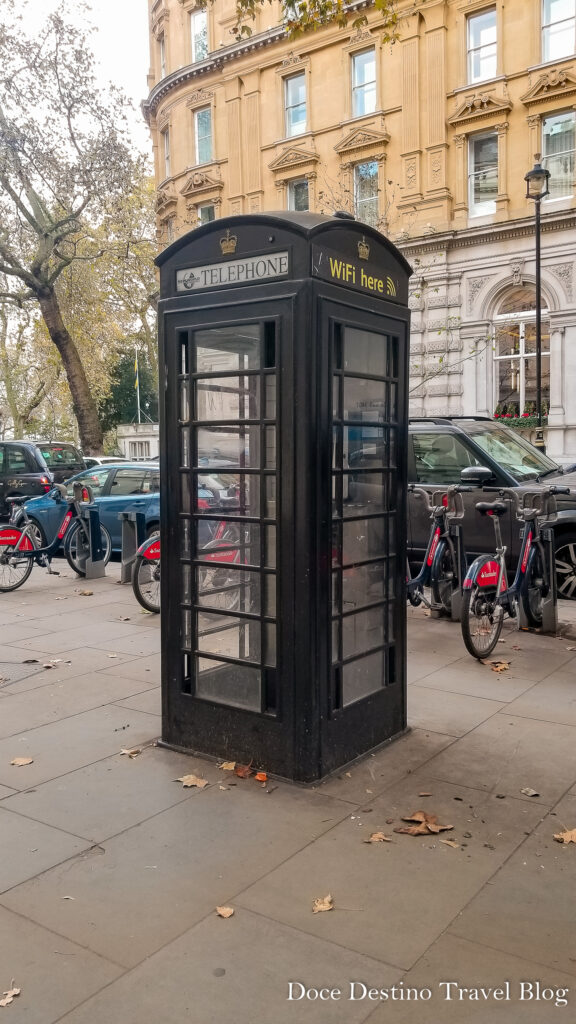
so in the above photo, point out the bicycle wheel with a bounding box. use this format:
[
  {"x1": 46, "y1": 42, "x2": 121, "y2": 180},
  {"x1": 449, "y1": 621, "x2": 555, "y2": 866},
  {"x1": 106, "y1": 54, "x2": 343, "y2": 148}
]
[
  {"x1": 197, "y1": 566, "x2": 242, "y2": 612},
  {"x1": 64, "y1": 520, "x2": 112, "y2": 575},
  {"x1": 132, "y1": 552, "x2": 161, "y2": 613},
  {"x1": 461, "y1": 581, "x2": 503, "y2": 659},
  {"x1": 431, "y1": 539, "x2": 457, "y2": 614},
  {"x1": 520, "y1": 545, "x2": 545, "y2": 628},
  {"x1": 0, "y1": 528, "x2": 35, "y2": 592}
]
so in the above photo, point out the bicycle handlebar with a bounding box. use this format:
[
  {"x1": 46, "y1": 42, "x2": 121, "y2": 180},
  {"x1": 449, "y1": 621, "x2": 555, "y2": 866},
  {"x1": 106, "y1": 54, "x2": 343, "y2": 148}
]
[{"x1": 497, "y1": 484, "x2": 570, "y2": 521}]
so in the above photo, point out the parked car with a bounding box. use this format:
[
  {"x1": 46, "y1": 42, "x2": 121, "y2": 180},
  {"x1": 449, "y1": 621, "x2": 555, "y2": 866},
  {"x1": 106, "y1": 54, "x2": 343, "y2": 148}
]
[
  {"x1": 0, "y1": 441, "x2": 53, "y2": 516},
  {"x1": 28, "y1": 441, "x2": 86, "y2": 482},
  {"x1": 83, "y1": 455, "x2": 128, "y2": 469},
  {"x1": 406, "y1": 417, "x2": 576, "y2": 599},
  {"x1": 23, "y1": 462, "x2": 217, "y2": 552}
]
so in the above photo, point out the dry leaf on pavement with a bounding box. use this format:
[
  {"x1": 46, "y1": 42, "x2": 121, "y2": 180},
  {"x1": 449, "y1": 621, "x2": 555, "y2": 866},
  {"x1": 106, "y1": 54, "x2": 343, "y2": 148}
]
[
  {"x1": 177, "y1": 774, "x2": 209, "y2": 789},
  {"x1": 553, "y1": 828, "x2": 576, "y2": 844},
  {"x1": 216, "y1": 906, "x2": 235, "y2": 918},
  {"x1": 78, "y1": 590, "x2": 93, "y2": 596},
  {"x1": 0, "y1": 981, "x2": 21, "y2": 1007},
  {"x1": 520, "y1": 787, "x2": 540, "y2": 797},
  {"x1": 254, "y1": 772, "x2": 267, "y2": 782},
  {"x1": 312, "y1": 894, "x2": 334, "y2": 914},
  {"x1": 394, "y1": 810, "x2": 453, "y2": 836},
  {"x1": 220, "y1": 761, "x2": 236, "y2": 771},
  {"x1": 489, "y1": 661, "x2": 510, "y2": 673},
  {"x1": 234, "y1": 762, "x2": 254, "y2": 778},
  {"x1": 120, "y1": 748, "x2": 142, "y2": 759},
  {"x1": 10, "y1": 757, "x2": 33, "y2": 767},
  {"x1": 363, "y1": 832, "x2": 392, "y2": 844},
  {"x1": 439, "y1": 839, "x2": 460, "y2": 849}
]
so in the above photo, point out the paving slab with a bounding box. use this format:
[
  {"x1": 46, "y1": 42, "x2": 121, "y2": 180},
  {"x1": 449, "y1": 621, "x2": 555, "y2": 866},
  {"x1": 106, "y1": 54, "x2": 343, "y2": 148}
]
[
  {"x1": 14, "y1": 621, "x2": 151, "y2": 654},
  {"x1": 0, "y1": 784, "x2": 16, "y2": 799},
  {"x1": 0, "y1": 807, "x2": 90, "y2": 892},
  {"x1": 364, "y1": 934, "x2": 576, "y2": 1024},
  {"x1": 0, "y1": 648, "x2": 142, "y2": 694},
  {"x1": 449, "y1": 790, "x2": 576, "y2": 978},
  {"x1": 407, "y1": 685, "x2": 506, "y2": 736},
  {"x1": 97, "y1": 652, "x2": 161, "y2": 682},
  {"x1": 91, "y1": 632, "x2": 165, "y2": 656},
  {"x1": 54, "y1": 910, "x2": 402, "y2": 1024},
  {"x1": 0, "y1": 705, "x2": 160, "y2": 789},
  {"x1": 0, "y1": 781, "x2": 352, "y2": 968},
  {"x1": 235, "y1": 777, "x2": 545, "y2": 970},
  {"x1": 422, "y1": 713, "x2": 576, "y2": 804},
  {"x1": 114, "y1": 687, "x2": 161, "y2": 716},
  {"x1": 504, "y1": 665, "x2": 576, "y2": 726}
]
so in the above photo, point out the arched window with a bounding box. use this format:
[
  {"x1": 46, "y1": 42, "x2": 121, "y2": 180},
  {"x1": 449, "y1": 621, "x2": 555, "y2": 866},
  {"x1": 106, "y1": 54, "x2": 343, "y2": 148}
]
[{"x1": 492, "y1": 287, "x2": 550, "y2": 417}]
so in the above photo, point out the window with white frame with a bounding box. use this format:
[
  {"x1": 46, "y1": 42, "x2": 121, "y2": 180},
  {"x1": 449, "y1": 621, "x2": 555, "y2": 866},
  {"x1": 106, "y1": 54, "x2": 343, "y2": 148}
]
[
  {"x1": 354, "y1": 162, "x2": 379, "y2": 226},
  {"x1": 492, "y1": 287, "x2": 550, "y2": 418},
  {"x1": 287, "y1": 179, "x2": 309, "y2": 211},
  {"x1": 159, "y1": 35, "x2": 166, "y2": 77},
  {"x1": 352, "y1": 49, "x2": 376, "y2": 116},
  {"x1": 285, "y1": 73, "x2": 306, "y2": 137},
  {"x1": 129, "y1": 441, "x2": 152, "y2": 460},
  {"x1": 543, "y1": 111, "x2": 575, "y2": 199},
  {"x1": 161, "y1": 128, "x2": 170, "y2": 179},
  {"x1": 468, "y1": 133, "x2": 497, "y2": 214},
  {"x1": 467, "y1": 9, "x2": 497, "y2": 83},
  {"x1": 195, "y1": 107, "x2": 212, "y2": 164},
  {"x1": 197, "y1": 203, "x2": 216, "y2": 224},
  {"x1": 190, "y1": 9, "x2": 208, "y2": 62},
  {"x1": 542, "y1": 0, "x2": 575, "y2": 61}
]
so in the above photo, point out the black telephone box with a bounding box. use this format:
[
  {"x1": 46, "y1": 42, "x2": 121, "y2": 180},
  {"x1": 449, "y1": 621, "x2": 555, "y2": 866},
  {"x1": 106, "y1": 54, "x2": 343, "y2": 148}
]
[{"x1": 156, "y1": 212, "x2": 412, "y2": 782}]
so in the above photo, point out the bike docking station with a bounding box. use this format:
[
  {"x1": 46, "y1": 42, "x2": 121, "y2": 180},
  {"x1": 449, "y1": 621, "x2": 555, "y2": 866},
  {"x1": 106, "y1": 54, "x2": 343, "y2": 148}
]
[
  {"x1": 119, "y1": 510, "x2": 147, "y2": 584},
  {"x1": 156, "y1": 212, "x2": 412, "y2": 783},
  {"x1": 72, "y1": 482, "x2": 106, "y2": 580}
]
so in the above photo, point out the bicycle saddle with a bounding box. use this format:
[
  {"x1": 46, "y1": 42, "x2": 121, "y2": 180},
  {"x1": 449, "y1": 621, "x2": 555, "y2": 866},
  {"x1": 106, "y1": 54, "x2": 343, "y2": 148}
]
[
  {"x1": 475, "y1": 501, "x2": 507, "y2": 517},
  {"x1": 7, "y1": 496, "x2": 27, "y2": 505}
]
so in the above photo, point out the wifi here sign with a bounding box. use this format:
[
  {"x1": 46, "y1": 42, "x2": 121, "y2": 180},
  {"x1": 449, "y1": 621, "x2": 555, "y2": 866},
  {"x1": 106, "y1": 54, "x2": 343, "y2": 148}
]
[{"x1": 311, "y1": 244, "x2": 401, "y2": 303}]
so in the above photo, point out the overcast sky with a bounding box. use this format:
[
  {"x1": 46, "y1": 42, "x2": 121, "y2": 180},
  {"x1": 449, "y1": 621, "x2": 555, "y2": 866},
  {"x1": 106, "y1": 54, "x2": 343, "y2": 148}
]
[{"x1": 26, "y1": 0, "x2": 152, "y2": 150}]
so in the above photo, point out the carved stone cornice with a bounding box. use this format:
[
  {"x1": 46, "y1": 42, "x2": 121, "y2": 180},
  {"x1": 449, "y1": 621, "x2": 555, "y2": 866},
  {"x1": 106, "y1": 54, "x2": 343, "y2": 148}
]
[
  {"x1": 334, "y1": 126, "x2": 390, "y2": 155},
  {"x1": 448, "y1": 91, "x2": 512, "y2": 129},
  {"x1": 156, "y1": 186, "x2": 178, "y2": 215},
  {"x1": 186, "y1": 89, "x2": 214, "y2": 108},
  {"x1": 268, "y1": 146, "x2": 319, "y2": 172},
  {"x1": 521, "y1": 67, "x2": 576, "y2": 107},
  {"x1": 180, "y1": 169, "x2": 224, "y2": 198}
]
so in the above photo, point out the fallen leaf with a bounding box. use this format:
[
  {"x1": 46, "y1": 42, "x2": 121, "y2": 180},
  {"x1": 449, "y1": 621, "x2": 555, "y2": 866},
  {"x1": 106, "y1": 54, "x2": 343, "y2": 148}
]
[
  {"x1": 394, "y1": 810, "x2": 453, "y2": 836},
  {"x1": 219, "y1": 785, "x2": 228, "y2": 791},
  {"x1": 61, "y1": 896, "x2": 76, "y2": 900},
  {"x1": 177, "y1": 774, "x2": 209, "y2": 789},
  {"x1": 312, "y1": 894, "x2": 334, "y2": 913},
  {"x1": 107, "y1": 654, "x2": 118, "y2": 659},
  {"x1": 216, "y1": 906, "x2": 234, "y2": 918},
  {"x1": 42, "y1": 663, "x2": 55, "y2": 669},
  {"x1": 10, "y1": 757, "x2": 33, "y2": 767},
  {"x1": 254, "y1": 772, "x2": 267, "y2": 782},
  {"x1": 120, "y1": 748, "x2": 141, "y2": 759},
  {"x1": 419, "y1": 792, "x2": 432, "y2": 797},
  {"x1": 0, "y1": 981, "x2": 20, "y2": 1007},
  {"x1": 439, "y1": 839, "x2": 460, "y2": 849},
  {"x1": 234, "y1": 762, "x2": 254, "y2": 778},
  {"x1": 220, "y1": 761, "x2": 236, "y2": 771},
  {"x1": 520, "y1": 787, "x2": 540, "y2": 797},
  {"x1": 553, "y1": 828, "x2": 576, "y2": 844},
  {"x1": 22, "y1": 659, "x2": 39, "y2": 664},
  {"x1": 566, "y1": 646, "x2": 576, "y2": 651},
  {"x1": 489, "y1": 660, "x2": 510, "y2": 673},
  {"x1": 119, "y1": 616, "x2": 131, "y2": 621},
  {"x1": 78, "y1": 590, "x2": 93, "y2": 596},
  {"x1": 363, "y1": 832, "x2": 392, "y2": 844}
]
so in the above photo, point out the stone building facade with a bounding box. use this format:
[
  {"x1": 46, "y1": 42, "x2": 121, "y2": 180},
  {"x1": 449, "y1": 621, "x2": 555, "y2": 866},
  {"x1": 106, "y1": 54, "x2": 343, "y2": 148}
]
[{"x1": 144, "y1": 0, "x2": 576, "y2": 460}]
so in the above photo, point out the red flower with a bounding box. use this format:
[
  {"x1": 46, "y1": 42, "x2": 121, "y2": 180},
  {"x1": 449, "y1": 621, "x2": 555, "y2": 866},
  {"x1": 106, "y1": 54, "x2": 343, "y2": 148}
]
[{"x1": 522, "y1": 412, "x2": 529, "y2": 417}]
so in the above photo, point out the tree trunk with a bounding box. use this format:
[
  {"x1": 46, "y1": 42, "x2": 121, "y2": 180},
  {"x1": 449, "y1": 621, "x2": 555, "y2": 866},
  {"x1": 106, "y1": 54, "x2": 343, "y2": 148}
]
[{"x1": 37, "y1": 287, "x2": 103, "y2": 454}]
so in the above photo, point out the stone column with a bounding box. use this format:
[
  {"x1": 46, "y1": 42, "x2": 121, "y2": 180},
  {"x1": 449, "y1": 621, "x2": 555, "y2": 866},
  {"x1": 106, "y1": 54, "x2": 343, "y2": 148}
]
[{"x1": 495, "y1": 122, "x2": 509, "y2": 220}]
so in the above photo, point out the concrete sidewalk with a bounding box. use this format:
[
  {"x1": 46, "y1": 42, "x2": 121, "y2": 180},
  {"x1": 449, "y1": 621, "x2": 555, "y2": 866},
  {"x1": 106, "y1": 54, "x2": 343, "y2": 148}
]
[{"x1": 0, "y1": 563, "x2": 575, "y2": 1023}]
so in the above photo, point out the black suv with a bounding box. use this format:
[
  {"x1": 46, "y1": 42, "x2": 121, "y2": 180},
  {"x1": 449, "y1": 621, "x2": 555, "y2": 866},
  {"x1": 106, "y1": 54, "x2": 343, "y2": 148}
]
[
  {"x1": 30, "y1": 441, "x2": 85, "y2": 483},
  {"x1": 407, "y1": 418, "x2": 576, "y2": 599},
  {"x1": 0, "y1": 441, "x2": 53, "y2": 516}
]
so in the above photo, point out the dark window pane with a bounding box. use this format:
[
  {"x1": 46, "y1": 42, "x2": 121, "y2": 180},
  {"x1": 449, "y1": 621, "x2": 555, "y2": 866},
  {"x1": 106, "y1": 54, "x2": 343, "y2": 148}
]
[
  {"x1": 195, "y1": 377, "x2": 259, "y2": 421},
  {"x1": 195, "y1": 325, "x2": 260, "y2": 373},
  {"x1": 197, "y1": 426, "x2": 260, "y2": 467},
  {"x1": 343, "y1": 327, "x2": 387, "y2": 375},
  {"x1": 197, "y1": 566, "x2": 261, "y2": 615},
  {"x1": 342, "y1": 561, "x2": 386, "y2": 610},
  {"x1": 197, "y1": 611, "x2": 261, "y2": 663},
  {"x1": 196, "y1": 657, "x2": 261, "y2": 711},
  {"x1": 342, "y1": 606, "x2": 384, "y2": 659},
  {"x1": 342, "y1": 651, "x2": 385, "y2": 706},
  {"x1": 342, "y1": 518, "x2": 386, "y2": 563}
]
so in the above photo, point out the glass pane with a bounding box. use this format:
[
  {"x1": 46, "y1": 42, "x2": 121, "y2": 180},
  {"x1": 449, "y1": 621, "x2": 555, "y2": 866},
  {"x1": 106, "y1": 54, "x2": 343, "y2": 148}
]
[
  {"x1": 342, "y1": 561, "x2": 385, "y2": 611},
  {"x1": 180, "y1": 380, "x2": 190, "y2": 422},
  {"x1": 181, "y1": 517, "x2": 191, "y2": 558},
  {"x1": 182, "y1": 563, "x2": 192, "y2": 604},
  {"x1": 196, "y1": 520, "x2": 261, "y2": 566},
  {"x1": 332, "y1": 570, "x2": 340, "y2": 615},
  {"x1": 182, "y1": 609, "x2": 192, "y2": 650},
  {"x1": 196, "y1": 657, "x2": 261, "y2": 712},
  {"x1": 264, "y1": 623, "x2": 276, "y2": 667},
  {"x1": 181, "y1": 473, "x2": 191, "y2": 513},
  {"x1": 332, "y1": 376, "x2": 341, "y2": 419},
  {"x1": 288, "y1": 179, "x2": 309, "y2": 211},
  {"x1": 332, "y1": 619, "x2": 340, "y2": 664},
  {"x1": 197, "y1": 566, "x2": 261, "y2": 615},
  {"x1": 266, "y1": 525, "x2": 276, "y2": 567},
  {"x1": 342, "y1": 606, "x2": 384, "y2": 659},
  {"x1": 265, "y1": 475, "x2": 277, "y2": 517},
  {"x1": 285, "y1": 74, "x2": 306, "y2": 136},
  {"x1": 343, "y1": 377, "x2": 387, "y2": 421},
  {"x1": 196, "y1": 472, "x2": 260, "y2": 515},
  {"x1": 344, "y1": 327, "x2": 387, "y2": 376},
  {"x1": 195, "y1": 325, "x2": 260, "y2": 373},
  {"x1": 344, "y1": 426, "x2": 385, "y2": 464},
  {"x1": 265, "y1": 376, "x2": 277, "y2": 418},
  {"x1": 344, "y1": 472, "x2": 390, "y2": 515},
  {"x1": 197, "y1": 426, "x2": 260, "y2": 467},
  {"x1": 264, "y1": 426, "x2": 276, "y2": 468},
  {"x1": 195, "y1": 377, "x2": 259, "y2": 421},
  {"x1": 264, "y1": 574, "x2": 276, "y2": 616},
  {"x1": 181, "y1": 427, "x2": 190, "y2": 468},
  {"x1": 197, "y1": 611, "x2": 261, "y2": 663},
  {"x1": 343, "y1": 651, "x2": 385, "y2": 706},
  {"x1": 342, "y1": 518, "x2": 386, "y2": 564}
]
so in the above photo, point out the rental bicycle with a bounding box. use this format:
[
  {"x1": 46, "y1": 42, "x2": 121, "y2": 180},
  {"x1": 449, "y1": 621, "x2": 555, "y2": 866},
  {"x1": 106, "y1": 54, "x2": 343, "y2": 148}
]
[
  {"x1": 461, "y1": 484, "x2": 570, "y2": 659},
  {"x1": 406, "y1": 485, "x2": 469, "y2": 613},
  {"x1": 0, "y1": 483, "x2": 112, "y2": 592}
]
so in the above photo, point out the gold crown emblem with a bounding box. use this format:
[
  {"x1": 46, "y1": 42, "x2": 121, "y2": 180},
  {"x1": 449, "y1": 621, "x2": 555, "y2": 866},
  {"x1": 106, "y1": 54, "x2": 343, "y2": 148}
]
[
  {"x1": 220, "y1": 229, "x2": 238, "y2": 255},
  {"x1": 358, "y1": 237, "x2": 370, "y2": 261}
]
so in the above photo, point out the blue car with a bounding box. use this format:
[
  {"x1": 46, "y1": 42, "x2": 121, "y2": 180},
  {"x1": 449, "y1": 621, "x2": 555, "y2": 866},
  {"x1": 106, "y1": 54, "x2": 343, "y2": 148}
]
[{"x1": 23, "y1": 463, "x2": 163, "y2": 551}]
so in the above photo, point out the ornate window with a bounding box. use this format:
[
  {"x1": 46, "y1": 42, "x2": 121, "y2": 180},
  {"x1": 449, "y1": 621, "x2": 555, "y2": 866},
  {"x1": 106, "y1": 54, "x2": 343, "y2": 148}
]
[
  {"x1": 190, "y1": 9, "x2": 208, "y2": 62},
  {"x1": 285, "y1": 73, "x2": 306, "y2": 137},
  {"x1": 287, "y1": 179, "x2": 309, "y2": 210},
  {"x1": 194, "y1": 108, "x2": 212, "y2": 164},
  {"x1": 468, "y1": 132, "x2": 497, "y2": 214},
  {"x1": 197, "y1": 202, "x2": 216, "y2": 224},
  {"x1": 543, "y1": 111, "x2": 575, "y2": 199},
  {"x1": 354, "y1": 162, "x2": 378, "y2": 226},
  {"x1": 467, "y1": 9, "x2": 497, "y2": 83},
  {"x1": 159, "y1": 35, "x2": 166, "y2": 78},
  {"x1": 161, "y1": 128, "x2": 171, "y2": 180},
  {"x1": 493, "y1": 287, "x2": 550, "y2": 417},
  {"x1": 352, "y1": 49, "x2": 376, "y2": 117},
  {"x1": 542, "y1": 0, "x2": 575, "y2": 61}
]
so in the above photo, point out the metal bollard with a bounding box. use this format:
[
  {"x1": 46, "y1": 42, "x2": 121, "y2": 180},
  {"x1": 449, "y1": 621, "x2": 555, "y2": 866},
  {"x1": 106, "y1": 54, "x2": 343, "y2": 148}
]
[
  {"x1": 119, "y1": 511, "x2": 147, "y2": 583},
  {"x1": 76, "y1": 504, "x2": 106, "y2": 579}
]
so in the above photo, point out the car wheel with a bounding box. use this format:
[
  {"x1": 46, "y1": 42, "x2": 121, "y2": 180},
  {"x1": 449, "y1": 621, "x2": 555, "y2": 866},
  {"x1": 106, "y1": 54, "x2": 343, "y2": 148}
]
[
  {"x1": 555, "y1": 532, "x2": 576, "y2": 601},
  {"x1": 146, "y1": 524, "x2": 160, "y2": 540},
  {"x1": 27, "y1": 518, "x2": 47, "y2": 549}
]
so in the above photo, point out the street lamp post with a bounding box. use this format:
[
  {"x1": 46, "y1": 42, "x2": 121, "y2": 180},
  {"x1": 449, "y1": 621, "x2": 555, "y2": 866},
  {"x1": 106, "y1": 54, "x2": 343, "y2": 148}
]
[{"x1": 524, "y1": 153, "x2": 550, "y2": 453}]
